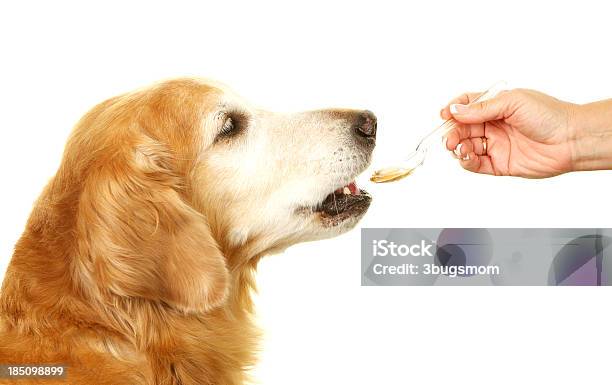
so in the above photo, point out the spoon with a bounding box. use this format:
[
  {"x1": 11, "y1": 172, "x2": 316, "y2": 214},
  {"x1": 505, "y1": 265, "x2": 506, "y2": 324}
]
[{"x1": 370, "y1": 81, "x2": 507, "y2": 183}]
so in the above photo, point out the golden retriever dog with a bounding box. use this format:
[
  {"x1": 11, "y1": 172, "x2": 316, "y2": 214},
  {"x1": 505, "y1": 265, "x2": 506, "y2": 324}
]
[{"x1": 0, "y1": 78, "x2": 376, "y2": 384}]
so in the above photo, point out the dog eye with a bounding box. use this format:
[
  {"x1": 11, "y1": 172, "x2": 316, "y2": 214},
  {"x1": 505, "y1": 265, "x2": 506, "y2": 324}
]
[
  {"x1": 216, "y1": 112, "x2": 248, "y2": 141},
  {"x1": 220, "y1": 117, "x2": 236, "y2": 136}
]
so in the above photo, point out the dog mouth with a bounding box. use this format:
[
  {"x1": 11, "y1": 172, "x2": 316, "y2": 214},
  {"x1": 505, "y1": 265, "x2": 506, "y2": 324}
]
[{"x1": 313, "y1": 181, "x2": 372, "y2": 226}]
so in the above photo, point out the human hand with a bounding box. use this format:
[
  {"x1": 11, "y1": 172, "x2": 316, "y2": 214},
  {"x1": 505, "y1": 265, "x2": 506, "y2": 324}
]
[{"x1": 440, "y1": 89, "x2": 579, "y2": 178}]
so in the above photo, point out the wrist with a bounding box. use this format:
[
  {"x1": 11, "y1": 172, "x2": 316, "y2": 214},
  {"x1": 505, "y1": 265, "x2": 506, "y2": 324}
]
[{"x1": 569, "y1": 101, "x2": 612, "y2": 172}]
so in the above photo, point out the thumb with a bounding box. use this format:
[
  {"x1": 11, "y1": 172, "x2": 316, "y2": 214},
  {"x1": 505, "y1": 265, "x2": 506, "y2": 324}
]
[{"x1": 449, "y1": 92, "x2": 513, "y2": 124}]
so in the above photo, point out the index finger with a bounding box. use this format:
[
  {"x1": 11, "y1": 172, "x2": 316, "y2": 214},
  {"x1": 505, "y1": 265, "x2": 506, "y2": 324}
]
[{"x1": 444, "y1": 121, "x2": 486, "y2": 151}]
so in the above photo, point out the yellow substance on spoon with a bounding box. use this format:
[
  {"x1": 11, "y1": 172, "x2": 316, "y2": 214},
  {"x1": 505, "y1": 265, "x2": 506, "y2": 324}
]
[{"x1": 370, "y1": 166, "x2": 415, "y2": 183}]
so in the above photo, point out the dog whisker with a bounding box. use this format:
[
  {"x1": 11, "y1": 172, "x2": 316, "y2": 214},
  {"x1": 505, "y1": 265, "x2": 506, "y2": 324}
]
[{"x1": 333, "y1": 193, "x2": 339, "y2": 215}]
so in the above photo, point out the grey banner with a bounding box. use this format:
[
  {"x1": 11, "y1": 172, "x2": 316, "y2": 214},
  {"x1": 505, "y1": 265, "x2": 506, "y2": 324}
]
[{"x1": 361, "y1": 228, "x2": 612, "y2": 286}]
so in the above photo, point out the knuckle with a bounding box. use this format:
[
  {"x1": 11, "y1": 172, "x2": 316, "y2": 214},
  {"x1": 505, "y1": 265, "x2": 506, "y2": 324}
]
[
  {"x1": 508, "y1": 88, "x2": 527, "y2": 100},
  {"x1": 476, "y1": 100, "x2": 489, "y2": 112}
]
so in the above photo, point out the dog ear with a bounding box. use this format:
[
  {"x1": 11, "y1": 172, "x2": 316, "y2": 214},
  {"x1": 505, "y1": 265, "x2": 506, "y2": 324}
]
[{"x1": 77, "y1": 139, "x2": 228, "y2": 313}]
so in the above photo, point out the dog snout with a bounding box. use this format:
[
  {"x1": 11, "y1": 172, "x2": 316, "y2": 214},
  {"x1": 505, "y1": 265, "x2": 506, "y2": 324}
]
[{"x1": 353, "y1": 110, "x2": 377, "y2": 140}]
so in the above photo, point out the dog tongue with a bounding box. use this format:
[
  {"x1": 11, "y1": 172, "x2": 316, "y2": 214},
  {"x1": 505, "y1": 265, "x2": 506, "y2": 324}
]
[{"x1": 334, "y1": 181, "x2": 360, "y2": 195}]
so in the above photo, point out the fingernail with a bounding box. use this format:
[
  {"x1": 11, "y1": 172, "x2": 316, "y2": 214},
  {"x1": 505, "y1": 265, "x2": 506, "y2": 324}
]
[
  {"x1": 453, "y1": 143, "x2": 463, "y2": 158},
  {"x1": 463, "y1": 153, "x2": 470, "y2": 161},
  {"x1": 450, "y1": 104, "x2": 469, "y2": 115}
]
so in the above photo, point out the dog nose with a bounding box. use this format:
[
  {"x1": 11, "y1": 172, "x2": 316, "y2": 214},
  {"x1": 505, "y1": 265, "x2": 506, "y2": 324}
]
[{"x1": 354, "y1": 110, "x2": 377, "y2": 139}]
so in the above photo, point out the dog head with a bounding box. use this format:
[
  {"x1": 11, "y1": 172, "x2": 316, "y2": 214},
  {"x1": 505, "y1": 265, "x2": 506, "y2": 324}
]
[
  {"x1": 194, "y1": 82, "x2": 376, "y2": 255},
  {"x1": 66, "y1": 78, "x2": 375, "y2": 313}
]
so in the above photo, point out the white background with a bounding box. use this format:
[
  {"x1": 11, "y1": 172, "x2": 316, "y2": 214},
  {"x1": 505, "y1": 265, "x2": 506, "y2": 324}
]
[{"x1": 2, "y1": 1, "x2": 612, "y2": 384}]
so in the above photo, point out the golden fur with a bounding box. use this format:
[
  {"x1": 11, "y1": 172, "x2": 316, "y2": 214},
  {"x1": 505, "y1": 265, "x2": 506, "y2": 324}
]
[{"x1": 0, "y1": 78, "x2": 374, "y2": 384}]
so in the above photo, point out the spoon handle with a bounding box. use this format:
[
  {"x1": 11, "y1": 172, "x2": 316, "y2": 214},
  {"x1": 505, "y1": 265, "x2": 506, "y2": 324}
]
[{"x1": 416, "y1": 80, "x2": 507, "y2": 152}]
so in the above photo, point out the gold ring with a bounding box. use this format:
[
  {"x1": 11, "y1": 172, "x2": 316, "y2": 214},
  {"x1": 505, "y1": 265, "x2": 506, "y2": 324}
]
[{"x1": 482, "y1": 137, "x2": 488, "y2": 155}]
